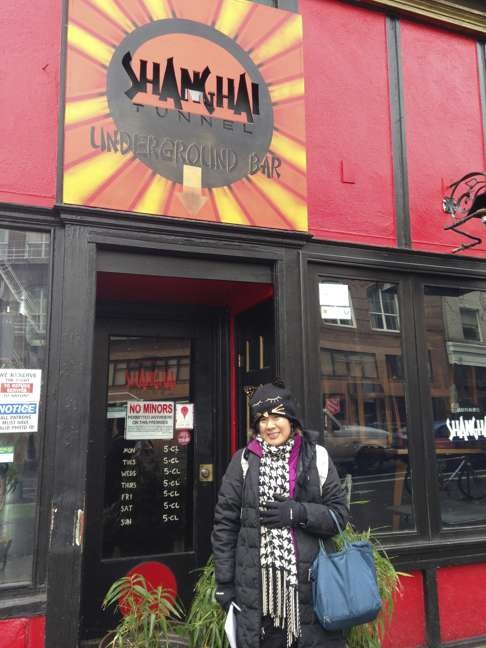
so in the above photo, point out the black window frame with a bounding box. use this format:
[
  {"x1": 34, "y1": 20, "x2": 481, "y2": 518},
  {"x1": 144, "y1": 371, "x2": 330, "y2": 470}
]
[
  {"x1": 0, "y1": 208, "x2": 58, "y2": 620},
  {"x1": 252, "y1": 0, "x2": 299, "y2": 10},
  {"x1": 304, "y1": 253, "x2": 486, "y2": 562},
  {"x1": 414, "y1": 275, "x2": 486, "y2": 542}
]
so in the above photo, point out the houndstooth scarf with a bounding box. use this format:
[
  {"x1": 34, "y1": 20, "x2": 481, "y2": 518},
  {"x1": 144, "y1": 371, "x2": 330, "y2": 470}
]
[{"x1": 257, "y1": 436, "x2": 300, "y2": 647}]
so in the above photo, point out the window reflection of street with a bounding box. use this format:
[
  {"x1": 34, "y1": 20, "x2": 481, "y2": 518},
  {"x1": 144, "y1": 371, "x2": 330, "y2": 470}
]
[
  {"x1": 424, "y1": 286, "x2": 486, "y2": 528},
  {"x1": 320, "y1": 279, "x2": 414, "y2": 533},
  {"x1": 320, "y1": 279, "x2": 486, "y2": 532},
  {"x1": 0, "y1": 228, "x2": 48, "y2": 585}
]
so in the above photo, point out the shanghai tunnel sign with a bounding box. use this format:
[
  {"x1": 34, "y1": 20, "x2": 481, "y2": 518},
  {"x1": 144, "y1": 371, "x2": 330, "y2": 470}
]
[{"x1": 62, "y1": 0, "x2": 307, "y2": 231}]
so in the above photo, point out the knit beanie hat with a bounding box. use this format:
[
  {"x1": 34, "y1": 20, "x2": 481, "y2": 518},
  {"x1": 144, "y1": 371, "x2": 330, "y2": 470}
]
[{"x1": 249, "y1": 379, "x2": 302, "y2": 428}]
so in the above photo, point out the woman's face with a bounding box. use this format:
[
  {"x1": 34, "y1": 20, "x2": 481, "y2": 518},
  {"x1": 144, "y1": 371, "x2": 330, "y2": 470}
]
[{"x1": 258, "y1": 414, "x2": 292, "y2": 446}]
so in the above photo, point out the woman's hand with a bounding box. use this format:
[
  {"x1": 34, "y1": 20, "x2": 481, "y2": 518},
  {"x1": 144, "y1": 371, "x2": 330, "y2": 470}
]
[
  {"x1": 260, "y1": 496, "x2": 307, "y2": 528},
  {"x1": 215, "y1": 584, "x2": 236, "y2": 611}
]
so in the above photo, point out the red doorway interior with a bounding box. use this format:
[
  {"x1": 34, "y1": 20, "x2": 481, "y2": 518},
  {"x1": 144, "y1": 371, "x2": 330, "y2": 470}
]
[{"x1": 96, "y1": 272, "x2": 274, "y2": 452}]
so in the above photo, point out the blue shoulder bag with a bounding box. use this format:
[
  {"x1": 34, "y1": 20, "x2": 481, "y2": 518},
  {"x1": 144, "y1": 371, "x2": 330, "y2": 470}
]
[{"x1": 310, "y1": 510, "x2": 382, "y2": 631}]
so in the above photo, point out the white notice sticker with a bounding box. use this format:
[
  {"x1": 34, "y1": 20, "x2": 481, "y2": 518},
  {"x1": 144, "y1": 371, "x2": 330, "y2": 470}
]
[
  {"x1": 125, "y1": 401, "x2": 174, "y2": 440},
  {"x1": 0, "y1": 369, "x2": 41, "y2": 434},
  {"x1": 175, "y1": 403, "x2": 194, "y2": 430}
]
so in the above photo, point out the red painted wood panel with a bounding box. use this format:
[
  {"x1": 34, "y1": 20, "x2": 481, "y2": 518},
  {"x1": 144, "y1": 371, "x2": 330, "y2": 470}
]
[
  {"x1": 27, "y1": 616, "x2": 45, "y2": 648},
  {"x1": 301, "y1": 0, "x2": 396, "y2": 247},
  {"x1": 382, "y1": 571, "x2": 426, "y2": 648},
  {"x1": 0, "y1": 1, "x2": 61, "y2": 207},
  {"x1": 401, "y1": 21, "x2": 486, "y2": 256},
  {"x1": 438, "y1": 563, "x2": 486, "y2": 642},
  {"x1": 0, "y1": 616, "x2": 45, "y2": 648}
]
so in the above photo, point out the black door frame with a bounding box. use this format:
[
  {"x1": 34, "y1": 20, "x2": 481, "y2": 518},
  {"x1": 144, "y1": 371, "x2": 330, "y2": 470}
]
[
  {"x1": 45, "y1": 211, "x2": 308, "y2": 648},
  {"x1": 81, "y1": 307, "x2": 223, "y2": 640}
]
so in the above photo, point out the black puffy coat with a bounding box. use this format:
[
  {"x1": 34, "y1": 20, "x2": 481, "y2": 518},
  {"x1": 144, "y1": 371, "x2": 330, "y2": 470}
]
[{"x1": 211, "y1": 430, "x2": 350, "y2": 648}]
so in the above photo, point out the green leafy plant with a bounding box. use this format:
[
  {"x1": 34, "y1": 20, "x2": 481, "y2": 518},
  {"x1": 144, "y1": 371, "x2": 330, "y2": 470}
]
[
  {"x1": 101, "y1": 573, "x2": 188, "y2": 648},
  {"x1": 186, "y1": 556, "x2": 229, "y2": 648},
  {"x1": 187, "y1": 532, "x2": 405, "y2": 648},
  {"x1": 334, "y1": 525, "x2": 408, "y2": 648}
]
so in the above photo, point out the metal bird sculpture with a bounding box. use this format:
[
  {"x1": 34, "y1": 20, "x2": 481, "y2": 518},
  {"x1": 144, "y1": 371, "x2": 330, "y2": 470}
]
[{"x1": 443, "y1": 172, "x2": 486, "y2": 252}]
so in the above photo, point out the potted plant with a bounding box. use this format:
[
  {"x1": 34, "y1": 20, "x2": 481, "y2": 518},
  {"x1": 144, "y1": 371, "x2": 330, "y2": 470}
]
[
  {"x1": 186, "y1": 556, "x2": 228, "y2": 648},
  {"x1": 100, "y1": 573, "x2": 189, "y2": 648}
]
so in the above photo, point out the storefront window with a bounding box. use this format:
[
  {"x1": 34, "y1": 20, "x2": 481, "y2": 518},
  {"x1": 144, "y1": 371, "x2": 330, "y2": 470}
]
[
  {"x1": 0, "y1": 228, "x2": 49, "y2": 585},
  {"x1": 424, "y1": 286, "x2": 486, "y2": 528},
  {"x1": 319, "y1": 280, "x2": 413, "y2": 533}
]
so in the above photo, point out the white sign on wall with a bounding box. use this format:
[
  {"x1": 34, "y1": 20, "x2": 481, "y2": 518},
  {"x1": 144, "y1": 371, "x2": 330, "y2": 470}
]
[
  {"x1": 0, "y1": 369, "x2": 42, "y2": 434},
  {"x1": 125, "y1": 401, "x2": 174, "y2": 440},
  {"x1": 175, "y1": 403, "x2": 194, "y2": 430}
]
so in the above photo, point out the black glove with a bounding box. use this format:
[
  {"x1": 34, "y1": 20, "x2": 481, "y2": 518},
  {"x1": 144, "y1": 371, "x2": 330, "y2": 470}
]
[
  {"x1": 260, "y1": 496, "x2": 306, "y2": 529},
  {"x1": 215, "y1": 584, "x2": 236, "y2": 611}
]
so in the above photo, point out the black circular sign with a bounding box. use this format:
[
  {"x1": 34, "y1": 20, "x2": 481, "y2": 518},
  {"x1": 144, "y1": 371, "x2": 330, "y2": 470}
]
[{"x1": 107, "y1": 19, "x2": 274, "y2": 189}]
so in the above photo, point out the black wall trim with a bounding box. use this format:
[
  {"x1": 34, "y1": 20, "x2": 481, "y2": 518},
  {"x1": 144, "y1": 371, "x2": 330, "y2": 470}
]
[
  {"x1": 279, "y1": 0, "x2": 299, "y2": 11},
  {"x1": 59, "y1": 205, "x2": 312, "y2": 249},
  {"x1": 254, "y1": 0, "x2": 299, "y2": 10},
  {"x1": 0, "y1": 203, "x2": 59, "y2": 229},
  {"x1": 444, "y1": 635, "x2": 486, "y2": 648},
  {"x1": 0, "y1": 591, "x2": 46, "y2": 620},
  {"x1": 45, "y1": 226, "x2": 97, "y2": 648},
  {"x1": 424, "y1": 568, "x2": 441, "y2": 647},
  {"x1": 96, "y1": 250, "x2": 273, "y2": 282},
  {"x1": 305, "y1": 238, "x2": 486, "y2": 279},
  {"x1": 387, "y1": 16, "x2": 411, "y2": 249},
  {"x1": 477, "y1": 42, "x2": 486, "y2": 156}
]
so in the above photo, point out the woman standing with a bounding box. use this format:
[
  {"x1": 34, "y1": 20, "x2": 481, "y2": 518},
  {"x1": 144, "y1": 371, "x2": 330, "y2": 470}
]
[{"x1": 211, "y1": 380, "x2": 349, "y2": 648}]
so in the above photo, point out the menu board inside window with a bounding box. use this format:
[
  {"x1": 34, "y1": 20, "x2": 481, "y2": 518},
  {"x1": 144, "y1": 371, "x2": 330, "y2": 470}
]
[{"x1": 102, "y1": 336, "x2": 193, "y2": 558}]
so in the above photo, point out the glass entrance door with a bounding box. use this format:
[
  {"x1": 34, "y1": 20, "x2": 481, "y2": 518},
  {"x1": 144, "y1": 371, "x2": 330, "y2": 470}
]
[{"x1": 81, "y1": 315, "x2": 215, "y2": 640}]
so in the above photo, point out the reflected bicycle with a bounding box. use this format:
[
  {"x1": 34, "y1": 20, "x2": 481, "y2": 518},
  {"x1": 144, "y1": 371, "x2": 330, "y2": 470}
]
[{"x1": 405, "y1": 453, "x2": 486, "y2": 500}]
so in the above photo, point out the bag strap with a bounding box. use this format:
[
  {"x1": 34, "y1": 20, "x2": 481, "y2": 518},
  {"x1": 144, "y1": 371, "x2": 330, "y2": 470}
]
[
  {"x1": 318, "y1": 509, "x2": 347, "y2": 553},
  {"x1": 328, "y1": 508, "x2": 343, "y2": 535}
]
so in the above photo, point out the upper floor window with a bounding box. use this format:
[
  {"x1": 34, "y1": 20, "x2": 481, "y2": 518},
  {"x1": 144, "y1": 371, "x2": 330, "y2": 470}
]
[
  {"x1": 319, "y1": 282, "x2": 355, "y2": 327},
  {"x1": 25, "y1": 232, "x2": 49, "y2": 260},
  {"x1": 368, "y1": 284, "x2": 400, "y2": 332},
  {"x1": 460, "y1": 307, "x2": 481, "y2": 342}
]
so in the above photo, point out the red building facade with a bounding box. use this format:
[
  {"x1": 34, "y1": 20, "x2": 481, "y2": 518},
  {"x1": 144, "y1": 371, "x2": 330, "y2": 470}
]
[{"x1": 1, "y1": 0, "x2": 486, "y2": 646}]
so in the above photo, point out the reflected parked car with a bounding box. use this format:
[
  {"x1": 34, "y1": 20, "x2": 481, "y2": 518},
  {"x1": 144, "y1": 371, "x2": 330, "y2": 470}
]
[{"x1": 323, "y1": 410, "x2": 390, "y2": 472}]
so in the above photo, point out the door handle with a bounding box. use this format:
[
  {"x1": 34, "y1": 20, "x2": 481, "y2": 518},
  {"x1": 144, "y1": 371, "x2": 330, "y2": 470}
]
[{"x1": 199, "y1": 464, "x2": 213, "y2": 482}]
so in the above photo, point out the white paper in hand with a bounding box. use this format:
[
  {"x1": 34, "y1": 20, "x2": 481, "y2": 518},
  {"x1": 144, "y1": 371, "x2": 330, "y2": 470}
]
[{"x1": 224, "y1": 602, "x2": 241, "y2": 648}]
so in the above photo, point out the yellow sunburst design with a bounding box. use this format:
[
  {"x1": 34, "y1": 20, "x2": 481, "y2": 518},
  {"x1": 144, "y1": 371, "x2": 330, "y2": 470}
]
[
  {"x1": 64, "y1": 154, "x2": 132, "y2": 204},
  {"x1": 214, "y1": 1, "x2": 252, "y2": 39},
  {"x1": 89, "y1": 0, "x2": 136, "y2": 31},
  {"x1": 271, "y1": 132, "x2": 306, "y2": 174},
  {"x1": 134, "y1": 175, "x2": 171, "y2": 214},
  {"x1": 249, "y1": 174, "x2": 306, "y2": 231},
  {"x1": 142, "y1": 0, "x2": 171, "y2": 20},
  {"x1": 68, "y1": 23, "x2": 114, "y2": 66},
  {"x1": 212, "y1": 187, "x2": 248, "y2": 225},
  {"x1": 251, "y1": 14, "x2": 303, "y2": 65},
  {"x1": 269, "y1": 79, "x2": 304, "y2": 104},
  {"x1": 65, "y1": 96, "x2": 110, "y2": 126}
]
